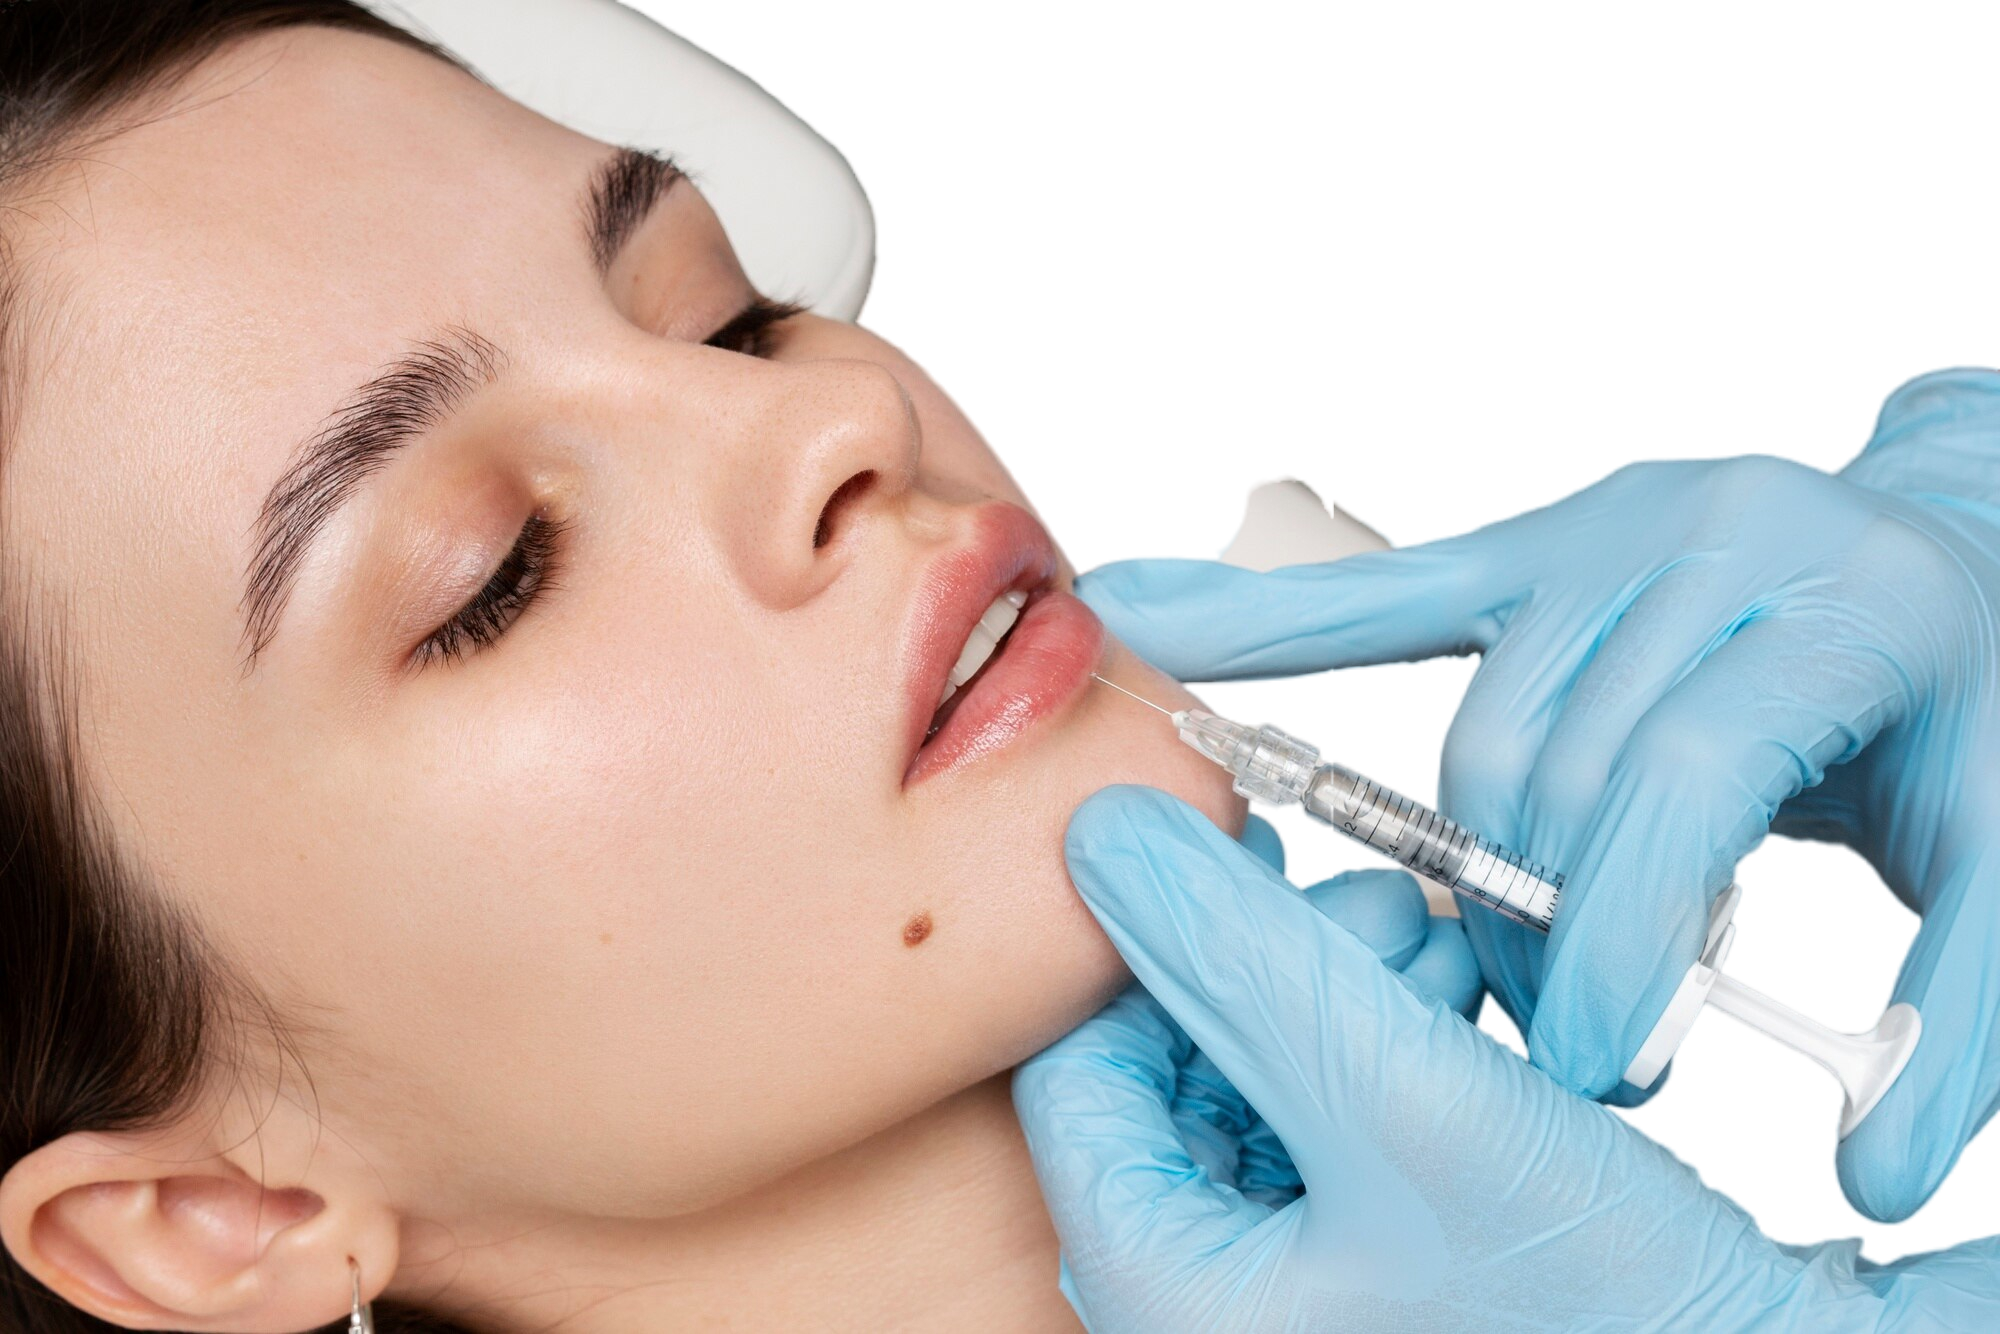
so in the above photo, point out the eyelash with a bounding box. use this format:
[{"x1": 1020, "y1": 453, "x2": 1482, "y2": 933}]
[
  {"x1": 414, "y1": 297, "x2": 796, "y2": 669},
  {"x1": 414, "y1": 510, "x2": 571, "y2": 669},
  {"x1": 704, "y1": 295, "x2": 805, "y2": 357}
]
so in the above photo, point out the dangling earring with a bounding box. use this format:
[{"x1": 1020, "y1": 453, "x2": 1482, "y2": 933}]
[{"x1": 349, "y1": 1255, "x2": 376, "y2": 1334}]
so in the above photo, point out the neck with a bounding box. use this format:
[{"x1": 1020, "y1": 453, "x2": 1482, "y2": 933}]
[{"x1": 406, "y1": 1073, "x2": 1080, "y2": 1333}]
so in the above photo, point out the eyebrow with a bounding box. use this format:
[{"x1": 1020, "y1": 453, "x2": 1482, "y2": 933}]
[{"x1": 236, "y1": 146, "x2": 685, "y2": 676}]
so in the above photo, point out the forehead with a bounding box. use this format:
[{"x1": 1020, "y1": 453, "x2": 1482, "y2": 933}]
[
  {"x1": 12, "y1": 25, "x2": 587, "y2": 456},
  {"x1": 20, "y1": 25, "x2": 586, "y2": 366},
  {"x1": 1, "y1": 26, "x2": 592, "y2": 670}
]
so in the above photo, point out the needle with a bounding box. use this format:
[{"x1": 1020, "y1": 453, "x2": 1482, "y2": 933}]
[{"x1": 1091, "y1": 673, "x2": 1175, "y2": 717}]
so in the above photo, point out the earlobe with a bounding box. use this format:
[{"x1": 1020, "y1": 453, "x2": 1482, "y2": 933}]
[{"x1": 0, "y1": 1124, "x2": 394, "y2": 1331}]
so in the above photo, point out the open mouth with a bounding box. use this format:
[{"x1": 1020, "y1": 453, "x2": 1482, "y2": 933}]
[
  {"x1": 924, "y1": 589, "x2": 1028, "y2": 740},
  {"x1": 900, "y1": 504, "x2": 1105, "y2": 786},
  {"x1": 906, "y1": 587, "x2": 1102, "y2": 783}
]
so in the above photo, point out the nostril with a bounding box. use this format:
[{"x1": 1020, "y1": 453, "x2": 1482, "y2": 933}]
[{"x1": 814, "y1": 470, "x2": 876, "y2": 550}]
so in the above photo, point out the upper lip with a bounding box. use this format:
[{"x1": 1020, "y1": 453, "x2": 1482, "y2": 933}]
[{"x1": 899, "y1": 502, "x2": 1059, "y2": 777}]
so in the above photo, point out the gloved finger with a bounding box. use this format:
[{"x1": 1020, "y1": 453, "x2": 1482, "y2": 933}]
[
  {"x1": 1013, "y1": 985, "x2": 1270, "y2": 1269},
  {"x1": 1851, "y1": 1232, "x2": 2000, "y2": 1319},
  {"x1": 1839, "y1": 367, "x2": 2000, "y2": 504},
  {"x1": 1838, "y1": 850, "x2": 2000, "y2": 1222},
  {"x1": 1448, "y1": 904, "x2": 1537, "y2": 1035},
  {"x1": 1489, "y1": 559, "x2": 1794, "y2": 1100},
  {"x1": 1173, "y1": 831, "x2": 1310, "y2": 1193},
  {"x1": 1514, "y1": 466, "x2": 1890, "y2": 876},
  {"x1": 1226, "y1": 825, "x2": 1292, "y2": 1168},
  {"x1": 1434, "y1": 606, "x2": 1587, "y2": 1030},
  {"x1": 1299, "y1": 870, "x2": 1485, "y2": 1017},
  {"x1": 1600, "y1": 1068, "x2": 1672, "y2": 1108},
  {"x1": 1062, "y1": 785, "x2": 1466, "y2": 1193},
  {"x1": 1441, "y1": 555, "x2": 1831, "y2": 1035},
  {"x1": 1527, "y1": 616, "x2": 1910, "y2": 1098},
  {"x1": 1298, "y1": 868, "x2": 1429, "y2": 972},
  {"x1": 1516, "y1": 555, "x2": 1779, "y2": 874},
  {"x1": 1238, "y1": 813, "x2": 1285, "y2": 874},
  {"x1": 1060, "y1": 786, "x2": 1811, "y2": 1324},
  {"x1": 1055, "y1": 1256, "x2": 1086, "y2": 1329},
  {"x1": 1074, "y1": 532, "x2": 1516, "y2": 683},
  {"x1": 1400, "y1": 915, "x2": 1485, "y2": 1020},
  {"x1": 1508, "y1": 485, "x2": 1889, "y2": 935}
]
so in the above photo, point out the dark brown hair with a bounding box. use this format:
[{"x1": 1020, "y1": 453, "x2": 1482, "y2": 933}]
[{"x1": 0, "y1": 3, "x2": 485, "y2": 1329}]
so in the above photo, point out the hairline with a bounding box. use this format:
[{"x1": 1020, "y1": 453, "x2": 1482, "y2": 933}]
[{"x1": 0, "y1": 13, "x2": 471, "y2": 1091}]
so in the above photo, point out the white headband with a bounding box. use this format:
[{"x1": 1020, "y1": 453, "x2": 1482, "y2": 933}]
[{"x1": 358, "y1": 0, "x2": 876, "y2": 321}]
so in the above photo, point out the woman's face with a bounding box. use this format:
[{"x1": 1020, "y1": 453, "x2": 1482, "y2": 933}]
[{"x1": 2, "y1": 27, "x2": 1240, "y2": 1215}]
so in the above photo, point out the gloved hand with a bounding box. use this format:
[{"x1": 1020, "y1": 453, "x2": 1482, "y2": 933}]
[
  {"x1": 1015, "y1": 786, "x2": 2000, "y2": 1332},
  {"x1": 1080, "y1": 373, "x2": 2000, "y2": 1220},
  {"x1": 1161, "y1": 814, "x2": 1479, "y2": 1213},
  {"x1": 1233, "y1": 813, "x2": 1483, "y2": 1021}
]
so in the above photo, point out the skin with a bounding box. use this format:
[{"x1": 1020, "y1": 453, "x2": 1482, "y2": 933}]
[{"x1": 0, "y1": 25, "x2": 1241, "y2": 1333}]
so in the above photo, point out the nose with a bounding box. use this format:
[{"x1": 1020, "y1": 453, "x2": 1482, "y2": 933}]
[{"x1": 710, "y1": 357, "x2": 922, "y2": 608}]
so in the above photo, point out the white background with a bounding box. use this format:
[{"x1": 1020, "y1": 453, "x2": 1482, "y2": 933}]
[{"x1": 636, "y1": 1, "x2": 2000, "y2": 1260}]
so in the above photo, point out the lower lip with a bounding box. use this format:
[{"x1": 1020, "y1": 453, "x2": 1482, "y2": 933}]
[{"x1": 904, "y1": 590, "x2": 1106, "y2": 785}]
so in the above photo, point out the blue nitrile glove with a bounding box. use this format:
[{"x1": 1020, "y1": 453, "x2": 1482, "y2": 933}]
[
  {"x1": 1166, "y1": 814, "x2": 1480, "y2": 1213},
  {"x1": 1015, "y1": 786, "x2": 2000, "y2": 1332},
  {"x1": 1081, "y1": 379, "x2": 2000, "y2": 1221},
  {"x1": 1235, "y1": 813, "x2": 1483, "y2": 1021}
]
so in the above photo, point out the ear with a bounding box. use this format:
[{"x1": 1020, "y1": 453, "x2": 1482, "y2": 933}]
[{"x1": 0, "y1": 1104, "x2": 399, "y2": 1332}]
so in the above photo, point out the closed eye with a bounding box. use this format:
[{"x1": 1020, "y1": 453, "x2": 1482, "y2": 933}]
[
  {"x1": 705, "y1": 295, "x2": 804, "y2": 358},
  {"x1": 408, "y1": 298, "x2": 794, "y2": 672},
  {"x1": 413, "y1": 510, "x2": 570, "y2": 669}
]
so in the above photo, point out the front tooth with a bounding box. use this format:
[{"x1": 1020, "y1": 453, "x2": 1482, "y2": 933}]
[
  {"x1": 949, "y1": 624, "x2": 998, "y2": 686},
  {"x1": 936, "y1": 680, "x2": 958, "y2": 710},
  {"x1": 1003, "y1": 589, "x2": 1029, "y2": 609},
  {"x1": 978, "y1": 598, "x2": 1022, "y2": 640}
]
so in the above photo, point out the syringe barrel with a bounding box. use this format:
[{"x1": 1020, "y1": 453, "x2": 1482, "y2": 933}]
[{"x1": 1301, "y1": 762, "x2": 1563, "y2": 933}]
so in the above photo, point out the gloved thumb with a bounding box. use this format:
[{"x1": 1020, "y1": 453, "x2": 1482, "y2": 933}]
[
  {"x1": 1063, "y1": 784, "x2": 1471, "y2": 1204},
  {"x1": 1837, "y1": 858, "x2": 2000, "y2": 1222},
  {"x1": 1300, "y1": 868, "x2": 1484, "y2": 1018},
  {"x1": 1239, "y1": 816, "x2": 1480, "y2": 1015},
  {"x1": 1060, "y1": 786, "x2": 1839, "y2": 1327},
  {"x1": 1238, "y1": 811, "x2": 1286, "y2": 873},
  {"x1": 1075, "y1": 540, "x2": 1510, "y2": 683}
]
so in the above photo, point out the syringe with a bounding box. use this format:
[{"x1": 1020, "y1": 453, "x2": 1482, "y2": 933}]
[{"x1": 1095, "y1": 676, "x2": 1922, "y2": 1136}]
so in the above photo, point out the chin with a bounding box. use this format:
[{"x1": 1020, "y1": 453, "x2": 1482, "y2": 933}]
[
  {"x1": 954, "y1": 645, "x2": 1250, "y2": 1059},
  {"x1": 977, "y1": 727, "x2": 1243, "y2": 1063},
  {"x1": 1190, "y1": 756, "x2": 1250, "y2": 837},
  {"x1": 1147, "y1": 739, "x2": 1247, "y2": 839},
  {"x1": 1093, "y1": 648, "x2": 1250, "y2": 840}
]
